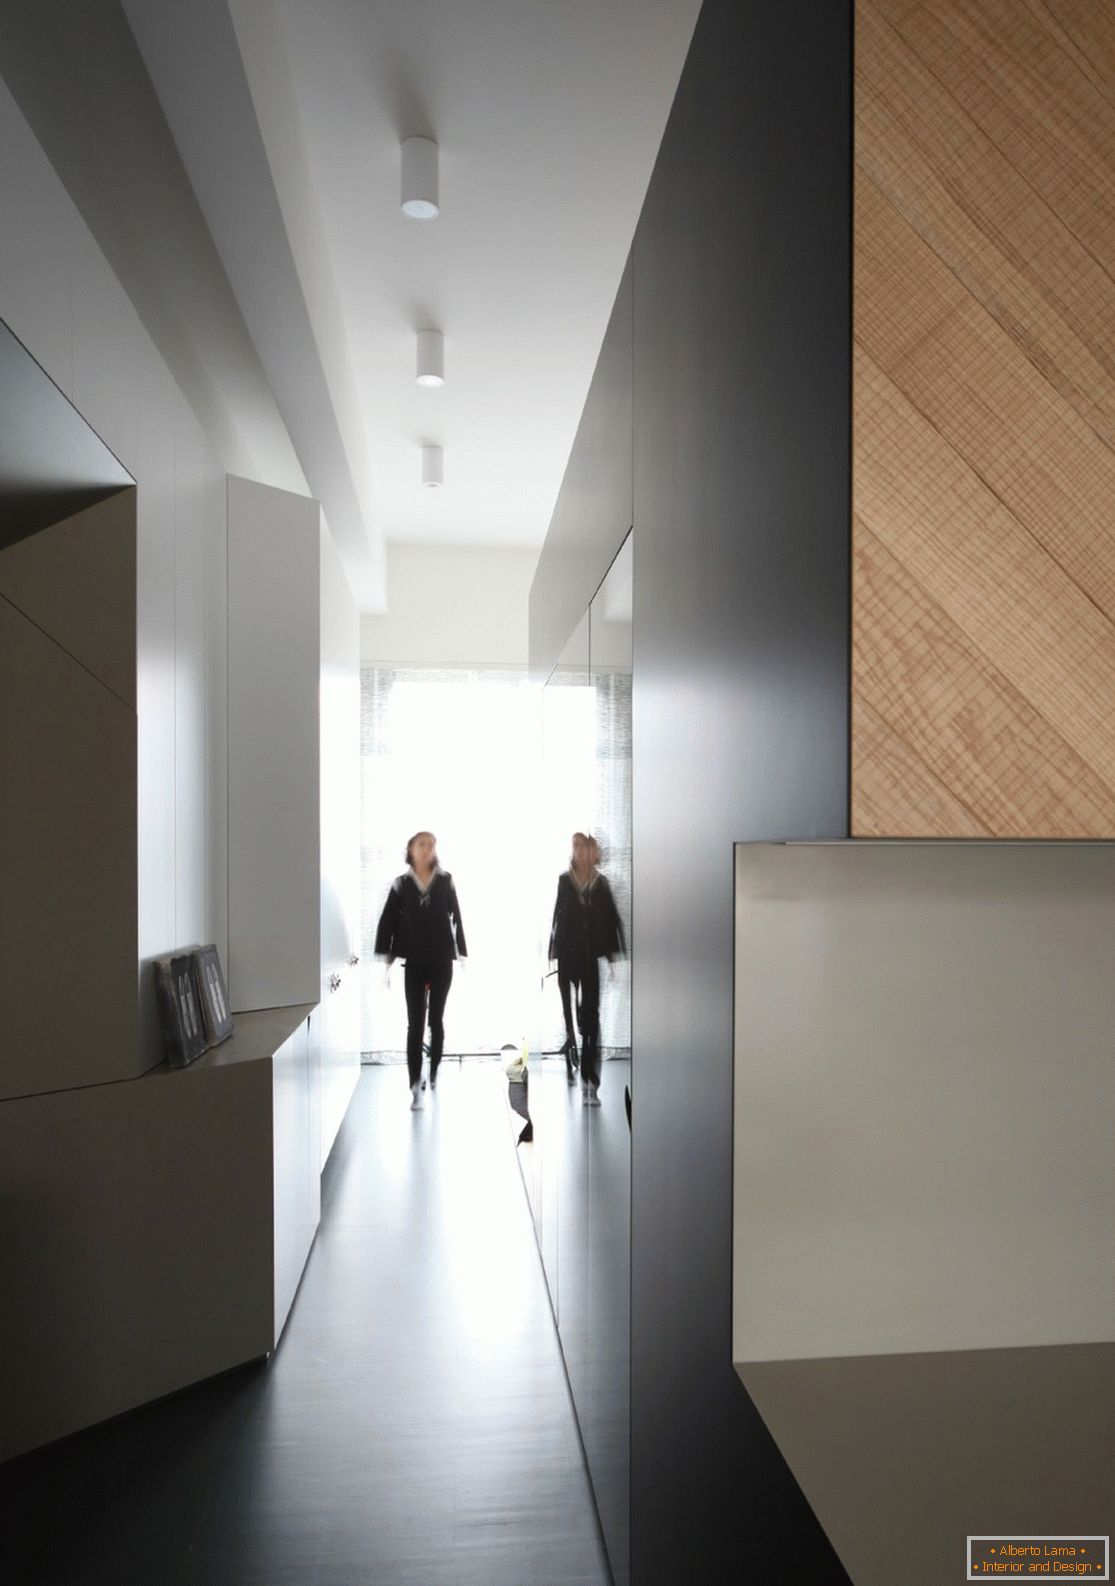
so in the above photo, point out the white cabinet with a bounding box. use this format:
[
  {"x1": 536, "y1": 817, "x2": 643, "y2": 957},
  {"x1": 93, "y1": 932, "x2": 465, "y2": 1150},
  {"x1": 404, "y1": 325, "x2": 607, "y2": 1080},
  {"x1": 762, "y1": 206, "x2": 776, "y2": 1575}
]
[
  {"x1": 273, "y1": 1007, "x2": 321, "y2": 1332},
  {"x1": 227, "y1": 475, "x2": 320, "y2": 1012},
  {"x1": 319, "y1": 526, "x2": 361, "y2": 1165}
]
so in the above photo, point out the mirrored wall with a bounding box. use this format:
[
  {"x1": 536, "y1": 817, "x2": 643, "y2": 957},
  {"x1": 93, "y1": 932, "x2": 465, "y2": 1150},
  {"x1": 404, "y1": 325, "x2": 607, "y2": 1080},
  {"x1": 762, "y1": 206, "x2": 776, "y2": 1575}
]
[{"x1": 524, "y1": 533, "x2": 632, "y2": 1584}]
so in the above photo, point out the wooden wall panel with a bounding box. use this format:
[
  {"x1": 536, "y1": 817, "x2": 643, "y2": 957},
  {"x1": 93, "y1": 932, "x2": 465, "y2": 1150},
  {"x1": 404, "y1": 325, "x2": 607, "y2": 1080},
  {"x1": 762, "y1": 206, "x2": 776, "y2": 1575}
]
[{"x1": 853, "y1": 0, "x2": 1115, "y2": 835}]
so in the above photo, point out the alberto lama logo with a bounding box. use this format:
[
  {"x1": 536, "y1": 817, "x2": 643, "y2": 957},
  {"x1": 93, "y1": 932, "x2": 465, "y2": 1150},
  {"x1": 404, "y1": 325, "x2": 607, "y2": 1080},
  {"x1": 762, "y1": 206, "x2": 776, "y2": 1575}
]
[{"x1": 968, "y1": 1537, "x2": 1110, "y2": 1579}]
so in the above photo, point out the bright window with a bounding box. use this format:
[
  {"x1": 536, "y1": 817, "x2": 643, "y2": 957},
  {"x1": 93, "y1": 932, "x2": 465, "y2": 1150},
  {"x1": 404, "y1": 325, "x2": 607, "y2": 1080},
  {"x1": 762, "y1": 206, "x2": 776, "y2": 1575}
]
[{"x1": 361, "y1": 667, "x2": 596, "y2": 1057}]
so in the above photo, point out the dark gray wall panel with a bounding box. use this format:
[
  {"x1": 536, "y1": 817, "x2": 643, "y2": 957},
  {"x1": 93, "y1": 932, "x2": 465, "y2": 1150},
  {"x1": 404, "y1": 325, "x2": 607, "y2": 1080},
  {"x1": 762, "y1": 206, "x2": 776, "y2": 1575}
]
[
  {"x1": 529, "y1": 258, "x2": 632, "y2": 683},
  {"x1": 629, "y1": 1, "x2": 852, "y2": 1580}
]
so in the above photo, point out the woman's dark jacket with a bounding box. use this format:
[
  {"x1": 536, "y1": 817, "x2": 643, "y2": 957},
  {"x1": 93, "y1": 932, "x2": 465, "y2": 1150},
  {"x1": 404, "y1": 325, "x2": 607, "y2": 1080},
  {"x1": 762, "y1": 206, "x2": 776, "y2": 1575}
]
[
  {"x1": 375, "y1": 870, "x2": 467, "y2": 965},
  {"x1": 548, "y1": 871, "x2": 625, "y2": 966}
]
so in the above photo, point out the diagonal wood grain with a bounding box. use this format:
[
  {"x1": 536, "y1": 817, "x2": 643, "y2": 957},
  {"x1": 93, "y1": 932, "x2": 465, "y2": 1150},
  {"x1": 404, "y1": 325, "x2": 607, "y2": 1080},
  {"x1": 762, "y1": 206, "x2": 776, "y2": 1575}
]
[
  {"x1": 854, "y1": 0, "x2": 1115, "y2": 836},
  {"x1": 852, "y1": 693, "x2": 992, "y2": 838},
  {"x1": 855, "y1": 520, "x2": 1115, "y2": 835},
  {"x1": 1024, "y1": 0, "x2": 1115, "y2": 105},
  {"x1": 856, "y1": 176, "x2": 1115, "y2": 625}
]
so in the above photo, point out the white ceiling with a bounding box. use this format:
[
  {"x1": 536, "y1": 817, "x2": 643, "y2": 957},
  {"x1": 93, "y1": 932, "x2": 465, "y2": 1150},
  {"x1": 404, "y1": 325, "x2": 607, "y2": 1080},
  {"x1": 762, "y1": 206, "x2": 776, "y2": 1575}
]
[{"x1": 129, "y1": 0, "x2": 701, "y2": 607}]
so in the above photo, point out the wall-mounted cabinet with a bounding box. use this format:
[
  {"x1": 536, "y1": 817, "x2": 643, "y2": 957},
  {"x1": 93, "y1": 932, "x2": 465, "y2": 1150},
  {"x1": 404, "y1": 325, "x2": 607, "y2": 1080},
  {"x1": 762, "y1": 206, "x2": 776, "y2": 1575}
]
[
  {"x1": 227, "y1": 475, "x2": 321, "y2": 1011},
  {"x1": 318, "y1": 525, "x2": 361, "y2": 1164}
]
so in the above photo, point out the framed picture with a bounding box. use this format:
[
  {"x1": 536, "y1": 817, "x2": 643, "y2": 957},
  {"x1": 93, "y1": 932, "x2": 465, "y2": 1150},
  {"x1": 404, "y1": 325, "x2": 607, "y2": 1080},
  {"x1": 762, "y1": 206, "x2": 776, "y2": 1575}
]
[
  {"x1": 154, "y1": 953, "x2": 208, "y2": 1067},
  {"x1": 191, "y1": 944, "x2": 233, "y2": 1048}
]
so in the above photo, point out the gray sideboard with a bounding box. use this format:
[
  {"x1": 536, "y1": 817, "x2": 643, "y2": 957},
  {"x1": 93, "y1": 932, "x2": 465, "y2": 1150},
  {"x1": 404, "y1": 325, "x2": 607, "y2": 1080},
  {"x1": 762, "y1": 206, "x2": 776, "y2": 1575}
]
[{"x1": 0, "y1": 1004, "x2": 321, "y2": 1463}]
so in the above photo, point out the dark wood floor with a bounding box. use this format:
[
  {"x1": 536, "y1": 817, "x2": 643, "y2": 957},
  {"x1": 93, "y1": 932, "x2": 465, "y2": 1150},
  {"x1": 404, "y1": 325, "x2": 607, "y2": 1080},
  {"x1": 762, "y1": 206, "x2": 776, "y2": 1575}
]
[{"x1": 3, "y1": 1065, "x2": 613, "y2": 1586}]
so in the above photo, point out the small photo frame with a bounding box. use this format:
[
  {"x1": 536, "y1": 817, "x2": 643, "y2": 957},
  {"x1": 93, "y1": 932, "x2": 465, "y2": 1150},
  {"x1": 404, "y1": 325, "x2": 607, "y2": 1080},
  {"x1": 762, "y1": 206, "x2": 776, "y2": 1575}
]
[
  {"x1": 191, "y1": 944, "x2": 233, "y2": 1048},
  {"x1": 154, "y1": 953, "x2": 208, "y2": 1068}
]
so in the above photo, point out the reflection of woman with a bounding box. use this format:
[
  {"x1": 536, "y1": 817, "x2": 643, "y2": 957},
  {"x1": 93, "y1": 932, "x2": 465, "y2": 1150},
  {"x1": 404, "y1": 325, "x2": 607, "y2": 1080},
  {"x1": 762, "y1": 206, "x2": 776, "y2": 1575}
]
[
  {"x1": 374, "y1": 831, "x2": 467, "y2": 1110},
  {"x1": 548, "y1": 833, "x2": 625, "y2": 1105},
  {"x1": 504, "y1": 1041, "x2": 533, "y2": 1145}
]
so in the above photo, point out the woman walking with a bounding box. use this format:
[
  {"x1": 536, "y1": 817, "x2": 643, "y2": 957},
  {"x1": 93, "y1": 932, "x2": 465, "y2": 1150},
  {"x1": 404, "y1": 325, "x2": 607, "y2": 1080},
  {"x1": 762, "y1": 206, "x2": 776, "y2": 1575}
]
[
  {"x1": 548, "y1": 832, "x2": 624, "y2": 1105},
  {"x1": 375, "y1": 831, "x2": 467, "y2": 1109}
]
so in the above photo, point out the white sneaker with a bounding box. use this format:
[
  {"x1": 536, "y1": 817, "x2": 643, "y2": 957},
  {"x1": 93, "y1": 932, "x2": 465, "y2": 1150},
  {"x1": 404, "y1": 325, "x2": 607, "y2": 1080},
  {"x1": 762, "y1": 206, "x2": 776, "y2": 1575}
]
[
  {"x1": 587, "y1": 1085, "x2": 601, "y2": 1107},
  {"x1": 410, "y1": 1083, "x2": 422, "y2": 1110}
]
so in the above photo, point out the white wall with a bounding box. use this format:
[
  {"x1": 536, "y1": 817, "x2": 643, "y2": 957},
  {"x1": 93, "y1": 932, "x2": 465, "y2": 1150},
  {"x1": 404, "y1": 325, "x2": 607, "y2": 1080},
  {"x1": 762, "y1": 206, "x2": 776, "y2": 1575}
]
[
  {"x1": 360, "y1": 544, "x2": 537, "y2": 668},
  {"x1": 2, "y1": 76, "x2": 243, "y2": 1063}
]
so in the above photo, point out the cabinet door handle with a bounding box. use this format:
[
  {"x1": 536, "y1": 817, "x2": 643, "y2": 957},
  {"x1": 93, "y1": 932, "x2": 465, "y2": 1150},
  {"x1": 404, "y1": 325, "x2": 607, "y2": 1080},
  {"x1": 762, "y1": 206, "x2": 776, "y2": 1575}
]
[{"x1": 329, "y1": 972, "x2": 342, "y2": 993}]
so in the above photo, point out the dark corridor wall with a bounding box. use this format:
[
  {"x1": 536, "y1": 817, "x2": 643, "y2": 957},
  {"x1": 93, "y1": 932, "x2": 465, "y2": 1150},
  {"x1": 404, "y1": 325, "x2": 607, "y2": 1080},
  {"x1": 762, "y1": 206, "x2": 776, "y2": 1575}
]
[
  {"x1": 529, "y1": 1, "x2": 853, "y2": 1579},
  {"x1": 628, "y1": 2, "x2": 851, "y2": 1579}
]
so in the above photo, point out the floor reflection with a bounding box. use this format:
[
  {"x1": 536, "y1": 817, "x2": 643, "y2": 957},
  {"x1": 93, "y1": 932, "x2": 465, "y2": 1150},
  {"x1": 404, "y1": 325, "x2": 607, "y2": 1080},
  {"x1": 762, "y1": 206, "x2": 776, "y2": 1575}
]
[{"x1": 510, "y1": 1057, "x2": 631, "y2": 1586}]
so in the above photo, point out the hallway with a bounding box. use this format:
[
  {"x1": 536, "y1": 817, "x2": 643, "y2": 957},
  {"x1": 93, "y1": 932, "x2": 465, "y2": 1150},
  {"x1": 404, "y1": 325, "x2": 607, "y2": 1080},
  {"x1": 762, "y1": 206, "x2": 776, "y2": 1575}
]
[{"x1": 4, "y1": 1066, "x2": 612, "y2": 1586}]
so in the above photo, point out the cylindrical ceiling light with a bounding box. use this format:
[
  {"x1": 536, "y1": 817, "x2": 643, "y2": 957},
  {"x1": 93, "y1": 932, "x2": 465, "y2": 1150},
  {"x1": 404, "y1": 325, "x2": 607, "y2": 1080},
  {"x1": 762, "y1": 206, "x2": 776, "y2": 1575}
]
[
  {"x1": 421, "y1": 444, "x2": 444, "y2": 488},
  {"x1": 416, "y1": 329, "x2": 445, "y2": 387},
  {"x1": 401, "y1": 137, "x2": 439, "y2": 219}
]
